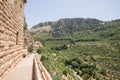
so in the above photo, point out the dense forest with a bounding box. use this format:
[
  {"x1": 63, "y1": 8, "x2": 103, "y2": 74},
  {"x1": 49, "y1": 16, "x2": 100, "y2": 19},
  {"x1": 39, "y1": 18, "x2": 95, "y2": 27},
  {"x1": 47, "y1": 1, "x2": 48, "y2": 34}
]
[{"x1": 30, "y1": 18, "x2": 120, "y2": 80}]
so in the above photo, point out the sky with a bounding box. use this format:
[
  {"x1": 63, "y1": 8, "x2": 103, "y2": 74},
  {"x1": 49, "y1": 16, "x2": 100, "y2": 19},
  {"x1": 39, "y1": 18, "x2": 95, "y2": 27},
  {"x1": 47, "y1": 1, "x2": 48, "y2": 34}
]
[{"x1": 25, "y1": 0, "x2": 120, "y2": 29}]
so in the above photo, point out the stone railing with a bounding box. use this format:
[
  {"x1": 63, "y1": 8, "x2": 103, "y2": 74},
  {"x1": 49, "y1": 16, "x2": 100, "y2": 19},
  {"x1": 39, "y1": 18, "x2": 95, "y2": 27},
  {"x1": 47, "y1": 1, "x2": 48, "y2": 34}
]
[{"x1": 33, "y1": 54, "x2": 52, "y2": 80}]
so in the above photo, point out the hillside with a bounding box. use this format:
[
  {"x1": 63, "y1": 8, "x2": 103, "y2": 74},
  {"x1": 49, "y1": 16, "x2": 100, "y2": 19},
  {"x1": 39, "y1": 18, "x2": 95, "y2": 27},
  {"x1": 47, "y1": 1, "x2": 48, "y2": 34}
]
[
  {"x1": 30, "y1": 18, "x2": 120, "y2": 41},
  {"x1": 30, "y1": 18, "x2": 120, "y2": 80},
  {"x1": 30, "y1": 18, "x2": 102, "y2": 37},
  {"x1": 30, "y1": 25, "x2": 52, "y2": 34}
]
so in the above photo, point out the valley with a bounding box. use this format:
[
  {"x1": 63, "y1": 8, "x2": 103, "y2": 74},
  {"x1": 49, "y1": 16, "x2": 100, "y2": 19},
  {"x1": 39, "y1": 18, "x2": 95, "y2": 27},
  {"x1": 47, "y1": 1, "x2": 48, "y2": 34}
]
[{"x1": 30, "y1": 18, "x2": 120, "y2": 80}]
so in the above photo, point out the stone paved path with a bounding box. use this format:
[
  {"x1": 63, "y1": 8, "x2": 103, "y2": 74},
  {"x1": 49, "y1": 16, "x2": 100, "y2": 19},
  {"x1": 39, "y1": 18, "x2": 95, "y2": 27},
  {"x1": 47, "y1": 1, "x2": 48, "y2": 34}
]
[{"x1": 1, "y1": 54, "x2": 35, "y2": 80}]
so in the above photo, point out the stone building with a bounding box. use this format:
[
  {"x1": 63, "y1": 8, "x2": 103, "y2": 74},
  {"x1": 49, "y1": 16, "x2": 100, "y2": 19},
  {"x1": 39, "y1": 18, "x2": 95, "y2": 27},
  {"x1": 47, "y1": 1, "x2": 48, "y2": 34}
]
[{"x1": 0, "y1": 0, "x2": 27, "y2": 76}]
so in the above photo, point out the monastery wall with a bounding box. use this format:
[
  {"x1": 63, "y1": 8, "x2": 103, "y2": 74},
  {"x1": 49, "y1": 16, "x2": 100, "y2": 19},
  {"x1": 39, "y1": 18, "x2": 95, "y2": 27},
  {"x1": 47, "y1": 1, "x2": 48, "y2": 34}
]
[{"x1": 0, "y1": 0, "x2": 27, "y2": 76}]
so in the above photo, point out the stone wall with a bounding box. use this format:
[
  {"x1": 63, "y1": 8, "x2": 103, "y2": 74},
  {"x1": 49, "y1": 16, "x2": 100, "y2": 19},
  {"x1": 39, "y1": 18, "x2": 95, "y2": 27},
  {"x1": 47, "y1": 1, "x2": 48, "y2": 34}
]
[
  {"x1": 24, "y1": 29, "x2": 34, "y2": 50},
  {"x1": 0, "y1": 0, "x2": 27, "y2": 76}
]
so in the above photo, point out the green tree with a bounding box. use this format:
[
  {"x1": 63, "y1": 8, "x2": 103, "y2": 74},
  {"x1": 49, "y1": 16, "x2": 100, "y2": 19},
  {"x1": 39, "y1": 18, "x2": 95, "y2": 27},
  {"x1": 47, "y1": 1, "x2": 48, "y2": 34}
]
[
  {"x1": 63, "y1": 70, "x2": 68, "y2": 76},
  {"x1": 100, "y1": 68, "x2": 107, "y2": 75},
  {"x1": 37, "y1": 47, "x2": 42, "y2": 54},
  {"x1": 71, "y1": 61, "x2": 79, "y2": 69}
]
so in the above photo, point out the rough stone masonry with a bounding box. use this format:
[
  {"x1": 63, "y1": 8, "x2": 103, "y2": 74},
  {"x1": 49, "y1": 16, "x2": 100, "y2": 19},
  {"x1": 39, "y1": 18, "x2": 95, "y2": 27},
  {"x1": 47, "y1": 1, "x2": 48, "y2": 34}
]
[{"x1": 0, "y1": 0, "x2": 27, "y2": 77}]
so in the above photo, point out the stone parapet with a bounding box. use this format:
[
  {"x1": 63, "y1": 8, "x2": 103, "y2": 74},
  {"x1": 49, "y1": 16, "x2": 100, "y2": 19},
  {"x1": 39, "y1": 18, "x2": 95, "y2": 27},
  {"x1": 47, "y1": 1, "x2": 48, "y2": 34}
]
[{"x1": 33, "y1": 54, "x2": 52, "y2": 80}]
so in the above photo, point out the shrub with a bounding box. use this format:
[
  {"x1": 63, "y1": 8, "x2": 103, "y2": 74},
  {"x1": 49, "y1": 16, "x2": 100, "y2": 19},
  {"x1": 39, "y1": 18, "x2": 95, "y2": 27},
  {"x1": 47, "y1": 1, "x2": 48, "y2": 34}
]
[
  {"x1": 100, "y1": 68, "x2": 107, "y2": 75},
  {"x1": 40, "y1": 55, "x2": 48, "y2": 61},
  {"x1": 75, "y1": 69, "x2": 82, "y2": 75},
  {"x1": 37, "y1": 47, "x2": 42, "y2": 54},
  {"x1": 72, "y1": 58, "x2": 83, "y2": 64},
  {"x1": 23, "y1": 22, "x2": 28, "y2": 30},
  {"x1": 71, "y1": 61, "x2": 79, "y2": 69},
  {"x1": 51, "y1": 44, "x2": 68, "y2": 51},
  {"x1": 93, "y1": 73, "x2": 100, "y2": 80},
  {"x1": 28, "y1": 45, "x2": 33, "y2": 52},
  {"x1": 62, "y1": 44, "x2": 68, "y2": 50},
  {"x1": 64, "y1": 59, "x2": 72, "y2": 66},
  {"x1": 80, "y1": 63, "x2": 89, "y2": 69},
  {"x1": 82, "y1": 74, "x2": 90, "y2": 80},
  {"x1": 70, "y1": 39, "x2": 76, "y2": 44},
  {"x1": 81, "y1": 68, "x2": 93, "y2": 76},
  {"x1": 63, "y1": 70, "x2": 68, "y2": 76}
]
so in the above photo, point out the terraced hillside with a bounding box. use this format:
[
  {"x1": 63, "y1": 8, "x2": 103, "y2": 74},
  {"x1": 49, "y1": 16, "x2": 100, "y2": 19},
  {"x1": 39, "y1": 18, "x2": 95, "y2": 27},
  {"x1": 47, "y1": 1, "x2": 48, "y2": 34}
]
[{"x1": 31, "y1": 18, "x2": 120, "y2": 80}]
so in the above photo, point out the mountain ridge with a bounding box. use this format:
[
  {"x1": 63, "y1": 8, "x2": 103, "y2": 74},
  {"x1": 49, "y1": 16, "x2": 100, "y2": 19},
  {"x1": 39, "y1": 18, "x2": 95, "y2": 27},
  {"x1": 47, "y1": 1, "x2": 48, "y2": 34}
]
[
  {"x1": 30, "y1": 18, "x2": 120, "y2": 40},
  {"x1": 31, "y1": 18, "x2": 103, "y2": 29},
  {"x1": 30, "y1": 18, "x2": 102, "y2": 36}
]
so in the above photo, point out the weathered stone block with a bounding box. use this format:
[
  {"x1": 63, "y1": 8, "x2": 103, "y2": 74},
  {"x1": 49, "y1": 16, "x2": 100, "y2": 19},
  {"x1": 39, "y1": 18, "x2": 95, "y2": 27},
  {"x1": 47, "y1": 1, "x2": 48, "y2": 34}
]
[
  {"x1": 0, "y1": 0, "x2": 28, "y2": 77},
  {"x1": 0, "y1": 51, "x2": 4, "y2": 58},
  {"x1": 0, "y1": 0, "x2": 2, "y2": 2},
  {"x1": 0, "y1": 26, "x2": 4, "y2": 33},
  {"x1": 0, "y1": 41, "x2": 5, "y2": 47},
  {"x1": 0, "y1": 65, "x2": 5, "y2": 76}
]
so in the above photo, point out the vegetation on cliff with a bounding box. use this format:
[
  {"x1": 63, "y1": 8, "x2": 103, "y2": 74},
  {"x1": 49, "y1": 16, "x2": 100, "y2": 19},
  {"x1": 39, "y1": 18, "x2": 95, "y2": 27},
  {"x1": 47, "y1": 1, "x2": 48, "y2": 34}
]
[{"x1": 31, "y1": 18, "x2": 120, "y2": 80}]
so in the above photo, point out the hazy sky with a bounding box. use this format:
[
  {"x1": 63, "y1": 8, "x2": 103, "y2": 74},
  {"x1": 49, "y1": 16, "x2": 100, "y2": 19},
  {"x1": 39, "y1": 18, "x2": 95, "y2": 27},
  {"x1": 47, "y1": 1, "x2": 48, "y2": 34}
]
[{"x1": 25, "y1": 0, "x2": 120, "y2": 29}]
